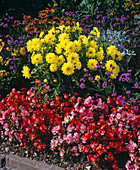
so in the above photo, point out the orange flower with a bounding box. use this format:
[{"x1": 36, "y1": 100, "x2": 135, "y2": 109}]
[
  {"x1": 11, "y1": 49, "x2": 17, "y2": 57},
  {"x1": 12, "y1": 20, "x2": 21, "y2": 27},
  {"x1": 50, "y1": 8, "x2": 55, "y2": 13}
]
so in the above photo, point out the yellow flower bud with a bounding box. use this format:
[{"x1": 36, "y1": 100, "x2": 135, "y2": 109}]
[
  {"x1": 0, "y1": 56, "x2": 3, "y2": 63},
  {"x1": 44, "y1": 79, "x2": 47, "y2": 83}
]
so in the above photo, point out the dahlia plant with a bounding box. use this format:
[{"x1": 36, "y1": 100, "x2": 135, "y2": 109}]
[{"x1": 22, "y1": 23, "x2": 139, "y2": 99}]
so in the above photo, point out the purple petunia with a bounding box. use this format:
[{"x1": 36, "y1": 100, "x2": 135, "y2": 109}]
[
  {"x1": 119, "y1": 73, "x2": 130, "y2": 82},
  {"x1": 80, "y1": 78, "x2": 84, "y2": 82},
  {"x1": 126, "y1": 90, "x2": 131, "y2": 94},
  {"x1": 102, "y1": 82, "x2": 107, "y2": 88},
  {"x1": 111, "y1": 93, "x2": 116, "y2": 97},
  {"x1": 134, "y1": 83, "x2": 138, "y2": 88},
  {"x1": 5, "y1": 35, "x2": 10, "y2": 38},
  {"x1": 7, "y1": 40, "x2": 13, "y2": 45},
  {"x1": 130, "y1": 98, "x2": 135, "y2": 102},
  {"x1": 3, "y1": 24, "x2": 8, "y2": 28},
  {"x1": 80, "y1": 83, "x2": 85, "y2": 89},
  {"x1": 88, "y1": 77, "x2": 93, "y2": 81},
  {"x1": 133, "y1": 106, "x2": 139, "y2": 111}
]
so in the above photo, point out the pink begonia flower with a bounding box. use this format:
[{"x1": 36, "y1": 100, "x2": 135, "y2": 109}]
[
  {"x1": 60, "y1": 147, "x2": 65, "y2": 157},
  {"x1": 79, "y1": 106, "x2": 86, "y2": 114},
  {"x1": 67, "y1": 124, "x2": 74, "y2": 132},
  {"x1": 80, "y1": 124, "x2": 86, "y2": 134},
  {"x1": 116, "y1": 113, "x2": 122, "y2": 119},
  {"x1": 125, "y1": 160, "x2": 131, "y2": 170},
  {"x1": 66, "y1": 133, "x2": 73, "y2": 144},
  {"x1": 51, "y1": 125, "x2": 60, "y2": 135},
  {"x1": 126, "y1": 140, "x2": 137, "y2": 153},
  {"x1": 84, "y1": 96, "x2": 93, "y2": 107},
  {"x1": 73, "y1": 132, "x2": 80, "y2": 142}
]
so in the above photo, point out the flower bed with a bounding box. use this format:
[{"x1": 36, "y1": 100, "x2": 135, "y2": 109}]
[{"x1": 0, "y1": 1, "x2": 140, "y2": 170}]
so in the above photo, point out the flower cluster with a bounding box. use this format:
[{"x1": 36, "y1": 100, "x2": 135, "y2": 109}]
[
  {"x1": 50, "y1": 95, "x2": 140, "y2": 169},
  {"x1": 23, "y1": 23, "x2": 126, "y2": 98},
  {"x1": 0, "y1": 83, "x2": 139, "y2": 169}
]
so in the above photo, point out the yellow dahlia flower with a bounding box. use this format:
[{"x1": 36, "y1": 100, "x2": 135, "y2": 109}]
[
  {"x1": 21, "y1": 66, "x2": 31, "y2": 79},
  {"x1": 87, "y1": 59, "x2": 98, "y2": 70},
  {"x1": 61, "y1": 62, "x2": 74, "y2": 76}
]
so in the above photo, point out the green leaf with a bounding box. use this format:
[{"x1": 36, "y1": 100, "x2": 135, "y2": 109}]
[
  {"x1": 31, "y1": 86, "x2": 39, "y2": 90},
  {"x1": 134, "y1": 15, "x2": 140, "y2": 20}
]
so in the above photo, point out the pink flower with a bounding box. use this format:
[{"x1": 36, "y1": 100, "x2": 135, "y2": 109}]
[
  {"x1": 116, "y1": 113, "x2": 121, "y2": 119},
  {"x1": 52, "y1": 125, "x2": 60, "y2": 135},
  {"x1": 67, "y1": 124, "x2": 74, "y2": 133},
  {"x1": 80, "y1": 124, "x2": 86, "y2": 134},
  {"x1": 73, "y1": 132, "x2": 80, "y2": 142},
  {"x1": 84, "y1": 96, "x2": 93, "y2": 107},
  {"x1": 66, "y1": 133, "x2": 73, "y2": 144}
]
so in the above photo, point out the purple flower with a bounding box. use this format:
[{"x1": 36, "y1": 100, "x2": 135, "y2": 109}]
[
  {"x1": 80, "y1": 83, "x2": 85, "y2": 89},
  {"x1": 106, "y1": 9, "x2": 110, "y2": 12},
  {"x1": 95, "y1": 93, "x2": 99, "y2": 97},
  {"x1": 134, "y1": 106, "x2": 139, "y2": 111},
  {"x1": 111, "y1": 93, "x2": 116, "y2": 97},
  {"x1": 105, "y1": 71, "x2": 113, "y2": 75},
  {"x1": 126, "y1": 90, "x2": 131, "y2": 94},
  {"x1": 84, "y1": 70, "x2": 89, "y2": 74},
  {"x1": 116, "y1": 18, "x2": 120, "y2": 21},
  {"x1": 3, "y1": 24, "x2": 8, "y2": 28},
  {"x1": 134, "y1": 83, "x2": 138, "y2": 88},
  {"x1": 100, "y1": 11, "x2": 103, "y2": 13},
  {"x1": 94, "y1": 8, "x2": 98, "y2": 11},
  {"x1": 117, "y1": 95, "x2": 122, "y2": 100},
  {"x1": 130, "y1": 98, "x2": 135, "y2": 102},
  {"x1": 7, "y1": 40, "x2": 13, "y2": 45},
  {"x1": 23, "y1": 15, "x2": 27, "y2": 18},
  {"x1": 10, "y1": 66, "x2": 14, "y2": 70},
  {"x1": 83, "y1": 74, "x2": 87, "y2": 77},
  {"x1": 72, "y1": 14, "x2": 75, "y2": 16},
  {"x1": 30, "y1": 31, "x2": 34, "y2": 34},
  {"x1": 131, "y1": 11, "x2": 135, "y2": 14},
  {"x1": 119, "y1": 73, "x2": 130, "y2": 82},
  {"x1": 128, "y1": 70, "x2": 132, "y2": 72},
  {"x1": 121, "y1": 102, "x2": 126, "y2": 106},
  {"x1": 75, "y1": 11, "x2": 79, "y2": 14},
  {"x1": 96, "y1": 15, "x2": 100, "y2": 19},
  {"x1": 83, "y1": 29, "x2": 88, "y2": 33},
  {"x1": 88, "y1": 24, "x2": 93, "y2": 27},
  {"x1": 102, "y1": 82, "x2": 107, "y2": 88},
  {"x1": 65, "y1": 12, "x2": 69, "y2": 15},
  {"x1": 5, "y1": 35, "x2": 10, "y2": 38},
  {"x1": 10, "y1": 17, "x2": 13, "y2": 19},
  {"x1": 27, "y1": 36, "x2": 31, "y2": 38},
  {"x1": 111, "y1": 66, "x2": 115, "y2": 69},
  {"x1": 80, "y1": 78, "x2": 84, "y2": 82},
  {"x1": 88, "y1": 77, "x2": 93, "y2": 81},
  {"x1": 120, "y1": 97, "x2": 125, "y2": 102}
]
